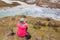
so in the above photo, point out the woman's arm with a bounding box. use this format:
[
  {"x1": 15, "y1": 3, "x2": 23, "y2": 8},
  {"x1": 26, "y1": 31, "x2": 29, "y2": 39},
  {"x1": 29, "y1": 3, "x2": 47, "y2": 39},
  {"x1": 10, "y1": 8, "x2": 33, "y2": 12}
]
[
  {"x1": 26, "y1": 27, "x2": 28, "y2": 32},
  {"x1": 25, "y1": 23, "x2": 28, "y2": 32}
]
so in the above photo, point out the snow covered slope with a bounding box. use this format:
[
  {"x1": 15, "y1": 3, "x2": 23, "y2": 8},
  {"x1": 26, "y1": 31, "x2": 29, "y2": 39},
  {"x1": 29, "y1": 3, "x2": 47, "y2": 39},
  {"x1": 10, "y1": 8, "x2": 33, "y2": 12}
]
[{"x1": 0, "y1": 0, "x2": 60, "y2": 21}]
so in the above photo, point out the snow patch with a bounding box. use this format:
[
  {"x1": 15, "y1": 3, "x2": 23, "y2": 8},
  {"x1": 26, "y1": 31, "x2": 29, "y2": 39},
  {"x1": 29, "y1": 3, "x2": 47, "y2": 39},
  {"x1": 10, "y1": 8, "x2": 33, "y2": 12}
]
[{"x1": 50, "y1": 0, "x2": 60, "y2": 3}]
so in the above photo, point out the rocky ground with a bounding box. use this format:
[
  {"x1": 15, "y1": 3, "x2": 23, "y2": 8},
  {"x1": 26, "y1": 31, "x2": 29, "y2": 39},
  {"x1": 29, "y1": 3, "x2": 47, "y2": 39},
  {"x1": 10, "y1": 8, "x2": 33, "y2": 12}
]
[
  {"x1": 0, "y1": 0, "x2": 60, "y2": 8},
  {"x1": 18, "y1": 0, "x2": 60, "y2": 8},
  {"x1": 0, "y1": 15, "x2": 60, "y2": 40},
  {"x1": 0, "y1": 1, "x2": 20, "y2": 7}
]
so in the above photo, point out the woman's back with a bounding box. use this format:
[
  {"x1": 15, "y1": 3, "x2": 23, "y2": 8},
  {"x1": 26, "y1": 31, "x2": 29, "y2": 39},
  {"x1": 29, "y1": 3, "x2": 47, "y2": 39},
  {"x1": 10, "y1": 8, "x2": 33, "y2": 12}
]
[{"x1": 17, "y1": 22, "x2": 28, "y2": 37}]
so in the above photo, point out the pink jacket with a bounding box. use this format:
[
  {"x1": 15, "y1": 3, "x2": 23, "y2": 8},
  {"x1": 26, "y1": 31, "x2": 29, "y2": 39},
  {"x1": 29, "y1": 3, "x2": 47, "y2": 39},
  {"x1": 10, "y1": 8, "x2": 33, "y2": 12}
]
[{"x1": 17, "y1": 22, "x2": 28, "y2": 37}]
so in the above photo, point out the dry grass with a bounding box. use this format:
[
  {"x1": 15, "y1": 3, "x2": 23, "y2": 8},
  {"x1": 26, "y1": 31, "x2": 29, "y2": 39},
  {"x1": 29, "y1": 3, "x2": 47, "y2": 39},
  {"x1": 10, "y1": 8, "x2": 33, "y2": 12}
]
[{"x1": 0, "y1": 15, "x2": 60, "y2": 40}]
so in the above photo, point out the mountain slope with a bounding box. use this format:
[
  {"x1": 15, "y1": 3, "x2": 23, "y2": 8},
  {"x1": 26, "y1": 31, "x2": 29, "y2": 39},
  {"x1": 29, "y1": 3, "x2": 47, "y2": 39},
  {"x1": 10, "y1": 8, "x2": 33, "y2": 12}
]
[
  {"x1": 0, "y1": 15, "x2": 60, "y2": 40},
  {"x1": 10, "y1": 0, "x2": 60, "y2": 8},
  {"x1": 0, "y1": 1, "x2": 20, "y2": 7}
]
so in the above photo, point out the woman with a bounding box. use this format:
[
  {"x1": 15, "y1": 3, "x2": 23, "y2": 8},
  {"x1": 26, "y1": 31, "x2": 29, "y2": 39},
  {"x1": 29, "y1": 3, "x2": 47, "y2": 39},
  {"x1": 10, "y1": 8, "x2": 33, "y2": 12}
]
[{"x1": 16, "y1": 18, "x2": 29, "y2": 40}]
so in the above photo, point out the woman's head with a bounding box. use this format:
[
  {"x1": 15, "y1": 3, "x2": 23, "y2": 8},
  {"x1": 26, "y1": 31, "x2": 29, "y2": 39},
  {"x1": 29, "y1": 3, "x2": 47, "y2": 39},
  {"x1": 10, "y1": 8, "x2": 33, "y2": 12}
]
[{"x1": 20, "y1": 18, "x2": 24, "y2": 22}]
